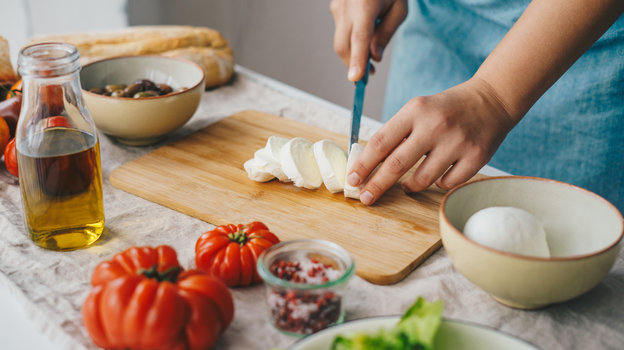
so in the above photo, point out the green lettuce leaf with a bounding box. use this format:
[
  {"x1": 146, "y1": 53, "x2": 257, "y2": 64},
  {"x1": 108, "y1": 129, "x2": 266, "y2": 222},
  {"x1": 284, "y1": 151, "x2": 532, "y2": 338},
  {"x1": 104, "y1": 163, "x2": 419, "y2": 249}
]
[{"x1": 331, "y1": 297, "x2": 443, "y2": 350}]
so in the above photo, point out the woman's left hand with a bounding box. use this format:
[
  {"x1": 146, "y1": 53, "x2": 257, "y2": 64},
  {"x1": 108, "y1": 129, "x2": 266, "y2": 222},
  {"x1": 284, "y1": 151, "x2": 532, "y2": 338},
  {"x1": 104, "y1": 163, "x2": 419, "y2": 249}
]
[{"x1": 347, "y1": 78, "x2": 517, "y2": 205}]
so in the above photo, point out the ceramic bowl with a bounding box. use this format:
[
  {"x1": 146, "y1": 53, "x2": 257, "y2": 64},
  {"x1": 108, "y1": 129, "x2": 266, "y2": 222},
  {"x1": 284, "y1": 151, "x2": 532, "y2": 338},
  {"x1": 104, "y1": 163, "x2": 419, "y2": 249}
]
[
  {"x1": 440, "y1": 176, "x2": 623, "y2": 309},
  {"x1": 80, "y1": 55, "x2": 205, "y2": 146},
  {"x1": 291, "y1": 316, "x2": 539, "y2": 350}
]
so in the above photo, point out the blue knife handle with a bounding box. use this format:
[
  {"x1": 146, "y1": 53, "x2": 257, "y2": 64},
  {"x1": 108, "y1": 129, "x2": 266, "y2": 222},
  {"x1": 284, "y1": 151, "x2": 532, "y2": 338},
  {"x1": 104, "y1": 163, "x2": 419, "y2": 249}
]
[{"x1": 350, "y1": 60, "x2": 371, "y2": 150}]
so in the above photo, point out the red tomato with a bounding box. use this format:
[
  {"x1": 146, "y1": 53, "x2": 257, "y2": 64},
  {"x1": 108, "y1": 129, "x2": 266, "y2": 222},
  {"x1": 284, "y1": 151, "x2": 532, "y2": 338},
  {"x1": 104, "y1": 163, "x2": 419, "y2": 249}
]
[
  {"x1": 83, "y1": 245, "x2": 234, "y2": 350},
  {"x1": 44, "y1": 116, "x2": 71, "y2": 128},
  {"x1": 40, "y1": 84, "x2": 64, "y2": 116},
  {"x1": 195, "y1": 221, "x2": 280, "y2": 287},
  {"x1": 4, "y1": 138, "x2": 17, "y2": 177}
]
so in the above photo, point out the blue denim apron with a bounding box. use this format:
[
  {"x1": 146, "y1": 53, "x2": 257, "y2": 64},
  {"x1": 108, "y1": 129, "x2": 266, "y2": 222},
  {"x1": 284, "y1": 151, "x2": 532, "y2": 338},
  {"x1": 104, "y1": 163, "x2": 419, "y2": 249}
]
[{"x1": 383, "y1": 0, "x2": 624, "y2": 212}]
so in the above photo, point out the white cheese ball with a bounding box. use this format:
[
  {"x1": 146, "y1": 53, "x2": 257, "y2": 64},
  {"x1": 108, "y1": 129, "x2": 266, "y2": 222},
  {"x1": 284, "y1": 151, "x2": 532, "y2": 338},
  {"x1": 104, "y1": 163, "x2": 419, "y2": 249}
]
[{"x1": 463, "y1": 206, "x2": 551, "y2": 258}]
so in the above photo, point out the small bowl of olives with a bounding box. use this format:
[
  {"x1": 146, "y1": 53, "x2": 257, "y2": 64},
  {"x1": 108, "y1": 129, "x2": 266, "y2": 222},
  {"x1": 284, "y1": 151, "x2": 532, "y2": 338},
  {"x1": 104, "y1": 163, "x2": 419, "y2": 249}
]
[
  {"x1": 88, "y1": 80, "x2": 173, "y2": 98},
  {"x1": 81, "y1": 55, "x2": 205, "y2": 146}
]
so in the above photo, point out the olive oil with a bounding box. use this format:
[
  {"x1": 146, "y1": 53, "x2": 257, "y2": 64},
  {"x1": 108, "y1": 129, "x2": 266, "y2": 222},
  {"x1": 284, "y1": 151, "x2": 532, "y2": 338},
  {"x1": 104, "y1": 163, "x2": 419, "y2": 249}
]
[{"x1": 18, "y1": 128, "x2": 104, "y2": 250}]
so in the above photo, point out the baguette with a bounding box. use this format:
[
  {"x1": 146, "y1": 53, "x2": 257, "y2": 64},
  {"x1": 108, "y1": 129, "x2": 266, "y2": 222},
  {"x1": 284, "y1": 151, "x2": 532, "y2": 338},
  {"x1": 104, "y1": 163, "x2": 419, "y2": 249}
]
[
  {"x1": 0, "y1": 36, "x2": 18, "y2": 87},
  {"x1": 30, "y1": 26, "x2": 234, "y2": 88},
  {"x1": 161, "y1": 46, "x2": 233, "y2": 89}
]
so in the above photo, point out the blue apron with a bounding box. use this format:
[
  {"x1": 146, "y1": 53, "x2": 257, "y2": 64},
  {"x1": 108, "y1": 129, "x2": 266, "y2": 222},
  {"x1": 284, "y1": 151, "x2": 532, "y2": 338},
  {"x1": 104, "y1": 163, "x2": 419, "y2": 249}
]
[{"x1": 383, "y1": 0, "x2": 624, "y2": 212}]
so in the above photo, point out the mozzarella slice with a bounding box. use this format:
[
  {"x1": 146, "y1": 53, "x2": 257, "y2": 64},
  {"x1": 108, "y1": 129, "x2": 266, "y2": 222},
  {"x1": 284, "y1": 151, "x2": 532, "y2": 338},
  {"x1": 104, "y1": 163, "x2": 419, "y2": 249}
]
[
  {"x1": 244, "y1": 158, "x2": 275, "y2": 182},
  {"x1": 280, "y1": 137, "x2": 323, "y2": 189},
  {"x1": 344, "y1": 143, "x2": 364, "y2": 199},
  {"x1": 265, "y1": 136, "x2": 289, "y2": 163},
  {"x1": 254, "y1": 148, "x2": 290, "y2": 182},
  {"x1": 313, "y1": 140, "x2": 347, "y2": 193}
]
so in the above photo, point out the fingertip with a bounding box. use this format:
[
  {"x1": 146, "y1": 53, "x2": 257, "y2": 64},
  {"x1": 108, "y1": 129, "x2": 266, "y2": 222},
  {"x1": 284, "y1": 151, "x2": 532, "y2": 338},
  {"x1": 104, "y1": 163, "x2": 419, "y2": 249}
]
[
  {"x1": 438, "y1": 162, "x2": 478, "y2": 190},
  {"x1": 400, "y1": 178, "x2": 428, "y2": 193},
  {"x1": 436, "y1": 178, "x2": 452, "y2": 190},
  {"x1": 371, "y1": 45, "x2": 384, "y2": 62},
  {"x1": 347, "y1": 172, "x2": 361, "y2": 187},
  {"x1": 401, "y1": 182, "x2": 411, "y2": 194},
  {"x1": 348, "y1": 66, "x2": 362, "y2": 81},
  {"x1": 359, "y1": 190, "x2": 375, "y2": 206}
]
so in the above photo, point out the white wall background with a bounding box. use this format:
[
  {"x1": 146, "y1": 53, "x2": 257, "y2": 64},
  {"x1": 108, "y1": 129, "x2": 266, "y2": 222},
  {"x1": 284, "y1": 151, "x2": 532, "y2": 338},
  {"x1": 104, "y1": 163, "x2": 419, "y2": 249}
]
[
  {"x1": 128, "y1": 0, "x2": 393, "y2": 121},
  {"x1": 0, "y1": 0, "x2": 128, "y2": 65},
  {"x1": 0, "y1": 0, "x2": 392, "y2": 121}
]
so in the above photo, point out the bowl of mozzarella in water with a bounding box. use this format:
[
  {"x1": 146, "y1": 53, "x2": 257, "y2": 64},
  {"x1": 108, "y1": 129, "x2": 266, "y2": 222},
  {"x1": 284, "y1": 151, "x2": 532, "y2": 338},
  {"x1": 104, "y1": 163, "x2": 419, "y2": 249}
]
[{"x1": 439, "y1": 176, "x2": 623, "y2": 309}]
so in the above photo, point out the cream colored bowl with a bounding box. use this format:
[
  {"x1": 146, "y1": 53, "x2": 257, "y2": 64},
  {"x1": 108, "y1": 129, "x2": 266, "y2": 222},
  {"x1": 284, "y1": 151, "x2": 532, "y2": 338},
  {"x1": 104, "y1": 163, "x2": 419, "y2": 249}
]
[
  {"x1": 440, "y1": 176, "x2": 623, "y2": 309},
  {"x1": 81, "y1": 55, "x2": 205, "y2": 146}
]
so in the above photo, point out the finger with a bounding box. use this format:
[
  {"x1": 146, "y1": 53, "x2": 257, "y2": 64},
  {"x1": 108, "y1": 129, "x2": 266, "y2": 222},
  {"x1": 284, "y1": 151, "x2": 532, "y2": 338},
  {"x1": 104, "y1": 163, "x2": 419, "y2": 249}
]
[
  {"x1": 436, "y1": 158, "x2": 482, "y2": 190},
  {"x1": 359, "y1": 135, "x2": 429, "y2": 205},
  {"x1": 402, "y1": 148, "x2": 456, "y2": 193},
  {"x1": 332, "y1": 15, "x2": 352, "y2": 67},
  {"x1": 370, "y1": 0, "x2": 408, "y2": 61},
  {"x1": 348, "y1": 14, "x2": 376, "y2": 81},
  {"x1": 347, "y1": 114, "x2": 414, "y2": 188}
]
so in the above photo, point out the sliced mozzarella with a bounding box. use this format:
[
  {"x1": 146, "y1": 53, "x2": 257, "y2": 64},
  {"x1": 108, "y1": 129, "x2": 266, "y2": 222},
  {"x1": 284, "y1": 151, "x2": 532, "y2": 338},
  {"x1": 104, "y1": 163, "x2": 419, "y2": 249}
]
[
  {"x1": 344, "y1": 143, "x2": 364, "y2": 199},
  {"x1": 244, "y1": 158, "x2": 275, "y2": 182},
  {"x1": 313, "y1": 139, "x2": 347, "y2": 193},
  {"x1": 280, "y1": 137, "x2": 323, "y2": 189},
  {"x1": 265, "y1": 136, "x2": 289, "y2": 163},
  {"x1": 254, "y1": 148, "x2": 290, "y2": 182}
]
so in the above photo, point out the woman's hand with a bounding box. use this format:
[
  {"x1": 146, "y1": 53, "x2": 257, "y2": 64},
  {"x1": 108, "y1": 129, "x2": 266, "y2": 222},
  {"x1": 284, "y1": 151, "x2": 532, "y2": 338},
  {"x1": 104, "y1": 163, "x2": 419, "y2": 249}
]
[
  {"x1": 330, "y1": 0, "x2": 407, "y2": 81},
  {"x1": 347, "y1": 78, "x2": 518, "y2": 205}
]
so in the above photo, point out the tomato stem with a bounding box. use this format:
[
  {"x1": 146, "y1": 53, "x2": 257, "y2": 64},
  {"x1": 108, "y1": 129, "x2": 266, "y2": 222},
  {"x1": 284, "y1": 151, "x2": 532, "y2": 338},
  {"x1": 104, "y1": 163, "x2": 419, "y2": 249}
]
[
  {"x1": 227, "y1": 227, "x2": 250, "y2": 246},
  {"x1": 137, "y1": 265, "x2": 182, "y2": 283}
]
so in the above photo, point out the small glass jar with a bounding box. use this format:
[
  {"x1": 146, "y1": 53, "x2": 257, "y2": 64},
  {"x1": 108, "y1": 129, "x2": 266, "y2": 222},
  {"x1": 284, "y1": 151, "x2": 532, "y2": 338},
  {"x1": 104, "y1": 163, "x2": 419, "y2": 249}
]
[
  {"x1": 16, "y1": 43, "x2": 104, "y2": 251},
  {"x1": 257, "y1": 239, "x2": 355, "y2": 337}
]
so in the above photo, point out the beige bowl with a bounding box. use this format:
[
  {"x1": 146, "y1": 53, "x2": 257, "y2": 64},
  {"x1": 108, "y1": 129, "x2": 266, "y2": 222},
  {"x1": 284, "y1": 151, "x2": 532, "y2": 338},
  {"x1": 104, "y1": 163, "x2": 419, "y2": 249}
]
[
  {"x1": 440, "y1": 176, "x2": 623, "y2": 309},
  {"x1": 80, "y1": 55, "x2": 205, "y2": 146}
]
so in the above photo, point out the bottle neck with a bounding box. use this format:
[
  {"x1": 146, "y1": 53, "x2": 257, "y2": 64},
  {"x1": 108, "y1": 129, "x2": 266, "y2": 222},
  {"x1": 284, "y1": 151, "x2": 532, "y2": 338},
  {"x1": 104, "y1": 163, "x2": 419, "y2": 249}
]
[
  {"x1": 15, "y1": 42, "x2": 97, "y2": 147},
  {"x1": 18, "y1": 43, "x2": 81, "y2": 78}
]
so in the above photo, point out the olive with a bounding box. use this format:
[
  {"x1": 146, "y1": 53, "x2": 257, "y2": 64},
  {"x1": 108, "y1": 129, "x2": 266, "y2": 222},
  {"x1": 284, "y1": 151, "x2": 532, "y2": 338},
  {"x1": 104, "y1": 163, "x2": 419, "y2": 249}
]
[
  {"x1": 156, "y1": 84, "x2": 173, "y2": 95},
  {"x1": 132, "y1": 79, "x2": 157, "y2": 92},
  {"x1": 89, "y1": 87, "x2": 105, "y2": 94},
  {"x1": 111, "y1": 89, "x2": 126, "y2": 97},
  {"x1": 105, "y1": 84, "x2": 127, "y2": 93},
  {"x1": 144, "y1": 90, "x2": 161, "y2": 96},
  {"x1": 133, "y1": 91, "x2": 159, "y2": 98},
  {"x1": 123, "y1": 83, "x2": 142, "y2": 96}
]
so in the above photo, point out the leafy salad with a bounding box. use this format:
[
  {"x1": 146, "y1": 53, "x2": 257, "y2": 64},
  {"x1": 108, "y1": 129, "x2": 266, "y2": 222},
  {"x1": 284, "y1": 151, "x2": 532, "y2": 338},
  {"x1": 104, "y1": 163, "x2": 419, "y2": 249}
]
[{"x1": 331, "y1": 297, "x2": 444, "y2": 350}]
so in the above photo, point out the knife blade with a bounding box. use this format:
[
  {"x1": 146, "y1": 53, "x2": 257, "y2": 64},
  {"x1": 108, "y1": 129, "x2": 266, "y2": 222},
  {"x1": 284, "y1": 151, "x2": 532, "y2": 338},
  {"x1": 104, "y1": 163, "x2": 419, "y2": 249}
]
[{"x1": 349, "y1": 60, "x2": 371, "y2": 151}]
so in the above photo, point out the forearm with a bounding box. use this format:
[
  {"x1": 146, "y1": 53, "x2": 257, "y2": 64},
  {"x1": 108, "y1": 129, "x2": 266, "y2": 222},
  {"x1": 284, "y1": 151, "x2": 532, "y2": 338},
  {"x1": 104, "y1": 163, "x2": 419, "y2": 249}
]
[{"x1": 474, "y1": 0, "x2": 624, "y2": 122}]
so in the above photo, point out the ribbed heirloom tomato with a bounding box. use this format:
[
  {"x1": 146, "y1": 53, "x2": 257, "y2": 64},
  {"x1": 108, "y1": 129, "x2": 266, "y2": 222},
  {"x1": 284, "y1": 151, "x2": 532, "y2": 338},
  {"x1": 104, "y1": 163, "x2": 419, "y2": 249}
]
[
  {"x1": 195, "y1": 221, "x2": 280, "y2": 287},
  {"x1": 82, "y1": 245, "x2": 234, "y2": 350}
]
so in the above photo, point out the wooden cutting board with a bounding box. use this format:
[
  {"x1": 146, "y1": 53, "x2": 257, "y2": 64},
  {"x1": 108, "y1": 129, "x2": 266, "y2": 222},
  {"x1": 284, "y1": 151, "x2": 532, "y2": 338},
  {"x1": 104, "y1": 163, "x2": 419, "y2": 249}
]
[{"x1": 110, "y1": 110, "x2": 449, "y2": 285}]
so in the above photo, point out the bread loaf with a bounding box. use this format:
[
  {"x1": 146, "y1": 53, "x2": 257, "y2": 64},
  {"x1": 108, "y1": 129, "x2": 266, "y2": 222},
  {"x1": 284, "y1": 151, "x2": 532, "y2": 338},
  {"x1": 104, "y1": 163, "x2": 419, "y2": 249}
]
[
  {"x1": 30, "y1": 26, "x2": 234, "y2": 89},
  {"x1": 0, "y1": 36, "x2": 18, "y2": 87}
]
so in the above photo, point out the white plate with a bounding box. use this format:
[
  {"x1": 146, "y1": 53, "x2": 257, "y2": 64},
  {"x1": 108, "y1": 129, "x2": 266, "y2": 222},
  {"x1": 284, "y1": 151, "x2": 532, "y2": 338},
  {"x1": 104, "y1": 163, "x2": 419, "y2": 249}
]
[{"x1": 291, "y1": 316, "x2": 539, "y2": 350}]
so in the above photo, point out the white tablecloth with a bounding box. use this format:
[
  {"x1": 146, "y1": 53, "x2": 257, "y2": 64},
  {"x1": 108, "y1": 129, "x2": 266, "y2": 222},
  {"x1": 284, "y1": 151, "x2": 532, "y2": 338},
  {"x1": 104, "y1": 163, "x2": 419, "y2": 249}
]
[{"x1": 0, "y1": 67, "x2": 622, "y2": 350}]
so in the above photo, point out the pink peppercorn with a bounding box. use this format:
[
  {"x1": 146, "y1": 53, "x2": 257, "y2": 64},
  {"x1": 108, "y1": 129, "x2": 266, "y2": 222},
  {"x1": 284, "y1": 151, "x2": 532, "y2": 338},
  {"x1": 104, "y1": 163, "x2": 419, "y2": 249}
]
[{"x1": 266, "y1": 258, "x2": 343, "y2": 335}]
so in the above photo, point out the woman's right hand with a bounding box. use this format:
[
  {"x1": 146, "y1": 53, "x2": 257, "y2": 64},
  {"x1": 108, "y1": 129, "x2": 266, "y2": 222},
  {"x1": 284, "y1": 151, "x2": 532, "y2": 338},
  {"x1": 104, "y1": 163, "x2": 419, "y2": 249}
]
[{"x1": 330, "y1": 0, "x2": 408, "y2": 82}]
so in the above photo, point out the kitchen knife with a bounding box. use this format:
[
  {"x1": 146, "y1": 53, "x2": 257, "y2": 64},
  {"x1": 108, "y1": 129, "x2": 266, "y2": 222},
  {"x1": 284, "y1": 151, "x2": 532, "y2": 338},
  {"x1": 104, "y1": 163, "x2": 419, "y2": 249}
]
[{"x1": 349, "y1": 60, "x2": 371, "y2": 151}]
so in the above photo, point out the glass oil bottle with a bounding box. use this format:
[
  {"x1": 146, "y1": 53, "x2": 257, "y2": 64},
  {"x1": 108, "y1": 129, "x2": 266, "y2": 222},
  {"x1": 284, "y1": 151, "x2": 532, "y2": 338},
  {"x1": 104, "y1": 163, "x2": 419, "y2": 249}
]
[{"x1": 16, "y1": 43, "x2": 104, "y2": 250}]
